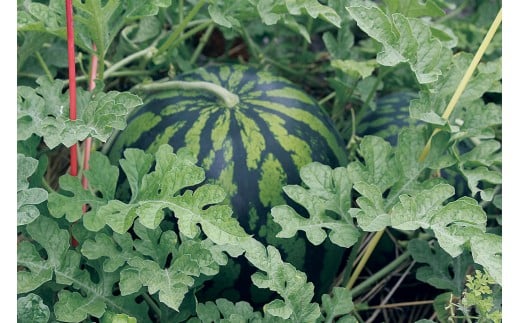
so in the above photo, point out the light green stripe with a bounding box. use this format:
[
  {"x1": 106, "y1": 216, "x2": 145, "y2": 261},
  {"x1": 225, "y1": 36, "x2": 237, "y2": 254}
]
[
  {"x1": 236, "y1": 109, "x2": 266, "y2": 170},
  {"x1": 197, "y1": 68, "x2": 222, "y2": 86},
  {"x1": 248, "y1": 208, "x2": 259, "y2": 232},
  {"x1": 219, "y1": 65, "x2": 231, "y2": 81},
  {"x1": 210, "y1": 111, "x2": 231, "y2": 151},
  {"x1": 217, "y1": 141, "x2": 237, "y2": 197},
  {"x1": 258, "y1": 111, "x2": 312, "y2": 169},
  {"x1": 238, "y1": 81, "x2": 257, "y2": 96},
  {"x1": 265, "y1": 87, "x2": 316, "y2": 105},
  {"x1": 227, "y1": 68, "x2": 244, "y2": 91},
  {"x1": 184, "y1": 107, "x2": 215, "y2": 158},
  {"x1": 201, "y1": 140, "x2": 236, "y2": 203},
  {"x1": 159, "y1": 99, "x2": 200, "y2": 116},
  {"x1": 201, "y1": 150, "x2": 215, "y2": 171},
  {"x1": 108, "y1": 112, "x2": 161, "y2": 161},
  {"x1": 258, "y1": 153, "x2": 286, "y2": 208},
  {"x1": 247, "y1": 99, "x2": 346, "y2": 165},
  {"x1": 146, "y1": 121, "x2": 186, "y2": 154}
]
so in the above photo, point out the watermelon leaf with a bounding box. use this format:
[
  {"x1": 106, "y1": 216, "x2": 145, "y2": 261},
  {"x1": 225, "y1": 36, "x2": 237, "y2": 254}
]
[
  {"x1": 48, "y1": 152, "x2": 120, "y2": 224},
  {"x1": 469, "y1": 233, "x2": 502, "y2": 286},
  {"x1": 429, "y1": 197, "x2": 487, "y2": 257},
  {"x1": 18, "y1": 216, "x2": 150, "y2": 322},
  {"x1": 17, "y1": 293, "x2": 51, "y2": 323},
  {"x1": 346, "y1": 4, "x2": 450, "y2": 83},
  {"x1": 382, "y1": 0, "x2": 445, "y2": 18},
  {"x1": 320, "y1": 287, "x2": 356, "y2": 322},
  {"x1": 17, "y1": 77, "x2": 142, "y2": 148},
  {"x1": 17, "y1": 215, "x2": 71, "y2": 293},
  {"x1": 390, "y1": 184, "x2": 455, "y2": 230},
  {"x1": 241, "y1": 240, "x2": 321, "y2": 321},
  {"x1": 209, "y1": 0, "x2": 340, "y2": 43},
  {"x1": 409, "y1": 55, "x2": 501, "y2": 127},
  {"x1": 125, "y1": 0, "x2": 172, "y2": 18},
  {"x1": 81, "y1": 232, "x2": 137, "y2": 272},
  {"x1": 17, "y1": 154, "x2": 48, "y2": 226},
  {"x1": 193, "y1": 299, "x2": 280, "y2": 322},
  {"x1": 350, "y1": 182, "x2": 391, "y2": 231},
  {"x1": 121, "y1": 236, "x2": 221, "y2": 311},
  {"x1": 100, "y1": 312, "x2": 138, "y2": 323},
  {"x1": 131, "y1": 221, "x2": 179, "y2": 267},
  {"x1": 272, "y1": 162, "x2": 360, "y2": 248},
  {"x1": 408, "y1": 239, "x2": 473, "y2": 295},
  {"x1": 460, "y1": 166, "x2": 502, "y2": 201},
  {"x1": 347, "y1": 135, "x2": 398, "y2": 192},
  {"x1": 53, "y1": 290, "x2": 106, "y2": 322}
]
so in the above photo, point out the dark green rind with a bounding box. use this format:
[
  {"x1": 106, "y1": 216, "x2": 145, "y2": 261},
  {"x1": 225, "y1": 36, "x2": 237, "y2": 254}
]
[
  {"x1": 352, "y1": 92, "x2": 418, "y2": 146},
  {"x1": 107, "y1": 64, "x2": 348, "y2": 306}
]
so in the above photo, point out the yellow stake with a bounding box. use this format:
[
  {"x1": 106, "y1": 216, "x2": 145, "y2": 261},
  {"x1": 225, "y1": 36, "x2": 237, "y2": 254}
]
[{"x1": 419, "y1": 8, "x2": 502, "y2": 162}]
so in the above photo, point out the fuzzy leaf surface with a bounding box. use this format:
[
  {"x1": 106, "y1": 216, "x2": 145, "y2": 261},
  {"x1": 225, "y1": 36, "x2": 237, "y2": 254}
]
[
  {"x1": 408, "y1": 239, "x2": 473, "y2": 294},
  {"x1": 48, "y1": 152, "x2": 120, "y2": 225},
  {"x1": 193, "y1": 299, "x2": 280, "y2": 322},
  {"x1": 321, "y1": 287, "x2": 355, "y2": 321},
  {"x1": 122, "y1": 237, "x2": 220, "y2": 311},
  {"x1": 470, "y1": 233, "x2": 502, "y2": 285},
  {"x1": 429, "y1": 197, "x2": 487, "y2": 257},
  {"x1": 17, "y1": 154, "x2": 48, "y2": 225},
  {"x1": 272, "y1": 163, "x2": 359, "y2": 248},
  {"x1": 18, "y1": 216, "x2": 150, "y2": 322},
  {"x1": 17, "y1": 293, "x2": 51, "y2": 323},
  {"x1": 346, "y1": 4, "x2": 450, "y2": 83},
  {"x1": 17, "y1": 77, "x2": 141, "y2": 148},
  {"x1": 242, "y1": 240, "x2": 321, "y2": 322}
]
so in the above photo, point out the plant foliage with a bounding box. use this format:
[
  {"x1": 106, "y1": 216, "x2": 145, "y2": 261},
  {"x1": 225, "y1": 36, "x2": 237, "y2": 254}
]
[{"x1": 17, "y1": 0, "x2": 502, "y2": 321}]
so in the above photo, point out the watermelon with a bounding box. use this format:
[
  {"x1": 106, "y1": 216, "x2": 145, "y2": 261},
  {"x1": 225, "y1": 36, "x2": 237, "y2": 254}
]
[{"x1": 107, "y1": 64, "x2": 348, "y2": 306}]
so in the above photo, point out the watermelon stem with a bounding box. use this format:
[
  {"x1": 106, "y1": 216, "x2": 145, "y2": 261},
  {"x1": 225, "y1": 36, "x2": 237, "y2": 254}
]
[{"x1": 134, "y1": 81, "x2": 240, "y2": 108}]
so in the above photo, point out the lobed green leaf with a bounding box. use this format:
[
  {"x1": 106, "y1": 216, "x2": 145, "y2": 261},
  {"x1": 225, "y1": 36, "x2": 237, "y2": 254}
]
[
  {"x1": 17, "y1": 77, "x2": 142, "y2": 149},
  {"x1": 17, "y1": 154, "x2": 48, "y2": 226},
  {"x1": 383, "y1": 0, "x2": 445, "y2": 18},
  {"x1": 430, "y1": 197, "x2": 487, "y2": 257},
  {"x1": 53, "y1": 290, "x2": 106, "y2": 322},
  {"x1": 17, "y1": 293, "x2": 51, "y2": 323},
  {"x1": 320, "y1": 287, "x2": 356, "y2": 321},
  {"x1": 470, "y1": 233, "x2": 502, "y2": 285},
  {"x1": 272, "y1": 163, "x2": 359, "y2": 248},
  {"x1": 390, "y1": 184, "x2": 455, "y2": 230},
  {"x1": 122, "y1": 237, "x2": 221, "y2": 311},
  {"x1": 346, "y1": 4, "x2": 451, "y2": 83},
  {"x1": 408, "y1": 239, "x2": 473, "y2": 294}
]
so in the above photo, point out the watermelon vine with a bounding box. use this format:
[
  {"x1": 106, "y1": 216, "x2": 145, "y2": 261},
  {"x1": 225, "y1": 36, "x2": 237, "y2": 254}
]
[{"x1": 134, "y1": 80, "x2": 240, "y2": 108}]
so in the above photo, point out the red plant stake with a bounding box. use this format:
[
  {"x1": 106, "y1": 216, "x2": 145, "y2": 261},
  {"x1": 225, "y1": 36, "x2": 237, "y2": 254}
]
[
  {"x1": 65, "y1": 0, "x2": 78, "y2": 177},
  {"x1": 65, "y1": 0, "x2": 100, "y2": 246}
]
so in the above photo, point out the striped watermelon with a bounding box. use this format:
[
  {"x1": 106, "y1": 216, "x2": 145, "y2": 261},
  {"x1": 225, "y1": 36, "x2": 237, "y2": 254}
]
[{"x1": 107, "y1": 64, "x2": 348, "y2": 305}]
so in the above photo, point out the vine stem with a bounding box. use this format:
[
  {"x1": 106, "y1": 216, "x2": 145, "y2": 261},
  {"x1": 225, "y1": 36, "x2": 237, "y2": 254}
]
[
  {"x1": 65, "y1": 0, "x2": 78, "y2": 177},
  {"x1": 419, "y1": 8, "x2": 502, "y2": 162},
  {"x1": 133, "y1": 81, "x2": 240, "y2": 108},
  {"x1": 35, "y1": 51, "x2": 53, "y2": 81},
  {"x1": 362, "y1": 299, "x2": 434, "y2": 310},
  {"x1": 155, "y1": 0, "x2": 207, "y2": 57},
  {"x1": 346, "y1": 229, "x2": 385, "y2": 289},
  {"x1": 103, "y1": 46, "x2": 156, "y2": 79},
  {"x1": 190, "y1": 23, "x2": 215, "y2": 64},
  {"x1": 350, "y1": 250, "x2": 411, "y2": 298},
  {"x1": 81, "y1": 43, "x2": 98, "y2": 193}
]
